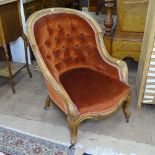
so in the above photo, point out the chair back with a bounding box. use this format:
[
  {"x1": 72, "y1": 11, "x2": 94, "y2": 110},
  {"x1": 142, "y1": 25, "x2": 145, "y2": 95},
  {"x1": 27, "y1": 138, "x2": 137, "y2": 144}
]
[{"x1": 33, "y1": 8, "x2": 119, "y2": 81}]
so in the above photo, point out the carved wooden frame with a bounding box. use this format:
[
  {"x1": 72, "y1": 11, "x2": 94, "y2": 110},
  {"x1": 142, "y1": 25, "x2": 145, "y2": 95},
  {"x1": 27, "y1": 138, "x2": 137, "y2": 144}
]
[{"x1": 26, "y1": 8, "x2": 130, "y2": 147}]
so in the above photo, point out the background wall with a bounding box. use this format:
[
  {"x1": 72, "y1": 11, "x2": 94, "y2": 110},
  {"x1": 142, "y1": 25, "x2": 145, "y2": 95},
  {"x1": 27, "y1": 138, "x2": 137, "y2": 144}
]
[{"x1": 9, "y1": 0, "x2": 31, "y2": 64}]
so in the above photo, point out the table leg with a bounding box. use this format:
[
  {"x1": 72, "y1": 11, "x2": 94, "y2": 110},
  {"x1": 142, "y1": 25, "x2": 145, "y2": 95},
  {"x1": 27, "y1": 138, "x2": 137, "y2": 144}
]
[
  {"x1": 3, "y1": 44, "x2": 15, "y2": 94},
  {"x1": 23, "y1": 34, "x2": 32, "y2": 78}
]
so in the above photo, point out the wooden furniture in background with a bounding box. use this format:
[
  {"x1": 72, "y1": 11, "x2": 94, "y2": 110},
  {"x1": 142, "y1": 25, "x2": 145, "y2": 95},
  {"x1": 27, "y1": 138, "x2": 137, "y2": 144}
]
[
  {"x1": 0, "y1": 47, "x2": 5, "y2": 61},
  {"x1": 96, "y1": 0, "x2": 105, "y2": 15},
  {"x1": 0, "y1": 0, "x2": 32, "y2": 93},
  {"x1": 137, "y1": 0, "x2": 155, "y2": 109},
  {"x1": 40, "y1": 0, "x2": 72, "y2": 8},
  {"x1": 24, "y1": 0, "x2": 42, "y2": 19},
  {"x1": 89, "y1": 0, "x2": 116, "y2": 14},
  {"x1": 104, "y1": 0, "x2": 149, "y2": 61},
  {"x1": 41, "y1": 0, "x2": 82, "y2": 10},
  {"x1": 24, "y1": 0, "x2": 82, "y2": 19},
  {"x1": 88, "y1": 0, "x2": 97, "y2": 12}
]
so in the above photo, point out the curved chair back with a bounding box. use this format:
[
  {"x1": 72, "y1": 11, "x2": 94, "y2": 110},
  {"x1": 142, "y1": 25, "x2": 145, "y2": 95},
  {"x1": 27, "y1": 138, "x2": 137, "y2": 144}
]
[{"x1": 33, "y1": 9, "x2": 119, "y2": 82}]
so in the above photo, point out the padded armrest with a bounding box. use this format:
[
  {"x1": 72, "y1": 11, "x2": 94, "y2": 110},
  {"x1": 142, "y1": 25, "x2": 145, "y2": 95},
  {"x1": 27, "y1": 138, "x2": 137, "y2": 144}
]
[{"x1": 98, "y1": 32, "x2": 128, "y2": 84}]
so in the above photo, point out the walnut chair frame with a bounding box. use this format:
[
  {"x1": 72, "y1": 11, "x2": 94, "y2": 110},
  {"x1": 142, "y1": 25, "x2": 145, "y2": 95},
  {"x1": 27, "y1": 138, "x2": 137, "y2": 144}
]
[{"x1": 26, "y1": 8, "x2": 131, "y2": 147}]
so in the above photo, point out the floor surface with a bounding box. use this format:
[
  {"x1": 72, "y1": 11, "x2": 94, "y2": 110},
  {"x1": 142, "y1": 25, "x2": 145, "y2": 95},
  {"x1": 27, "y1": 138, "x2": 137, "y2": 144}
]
[{"x1": 1, "y1": 62, "x2": 155, "y2": 154}]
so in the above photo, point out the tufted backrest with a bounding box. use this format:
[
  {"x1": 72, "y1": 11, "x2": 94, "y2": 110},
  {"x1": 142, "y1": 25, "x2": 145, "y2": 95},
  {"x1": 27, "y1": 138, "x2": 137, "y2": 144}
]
[{"x1": 34, "y1": 13, "x2": 119, "y2": 81}]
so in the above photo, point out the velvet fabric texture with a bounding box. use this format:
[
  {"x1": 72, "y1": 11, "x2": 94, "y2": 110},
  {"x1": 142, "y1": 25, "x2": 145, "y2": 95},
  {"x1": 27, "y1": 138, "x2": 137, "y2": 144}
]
[
  {"x1": 34, "y1": 13, "x2": 129, "y2": 115},
  {"x1": 60, "y1": 68, "x2": 129, "y2": 115}
]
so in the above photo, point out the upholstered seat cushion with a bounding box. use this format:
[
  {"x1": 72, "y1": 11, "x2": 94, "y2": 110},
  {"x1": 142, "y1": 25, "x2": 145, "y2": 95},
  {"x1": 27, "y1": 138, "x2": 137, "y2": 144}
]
[{"x1": 60, "y1": 68, "x2": 130, "y2": 115}]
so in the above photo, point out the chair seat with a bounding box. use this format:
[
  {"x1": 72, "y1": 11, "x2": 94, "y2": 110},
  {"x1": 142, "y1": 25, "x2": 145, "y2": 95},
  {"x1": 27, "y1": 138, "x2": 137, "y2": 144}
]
[{"x1": 60, "y1": 68, "x2": 130, "y2": 115}]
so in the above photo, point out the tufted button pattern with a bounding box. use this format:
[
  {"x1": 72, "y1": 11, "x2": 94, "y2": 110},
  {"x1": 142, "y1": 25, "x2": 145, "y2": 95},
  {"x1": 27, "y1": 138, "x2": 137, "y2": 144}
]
[
  {"x1": 34, "y1": 13, "x2": 119, "y2": 80},
  {"x1": 47, "y1": 27, "x2": 53, "y2": 35}
]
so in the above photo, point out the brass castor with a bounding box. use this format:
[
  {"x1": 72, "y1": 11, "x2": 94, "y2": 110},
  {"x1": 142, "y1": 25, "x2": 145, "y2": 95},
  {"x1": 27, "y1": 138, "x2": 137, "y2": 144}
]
[{"x1": 69, "y1": 144, "x2": 75, "y2": 149}]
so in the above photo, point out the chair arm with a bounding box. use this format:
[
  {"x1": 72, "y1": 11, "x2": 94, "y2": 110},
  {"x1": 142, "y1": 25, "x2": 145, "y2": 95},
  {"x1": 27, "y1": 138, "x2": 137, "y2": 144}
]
[
  {"x1": 56, "y1": 85, "x2": 80, "y2": 118},
  {"x1": 113, "y1": 58, "x2": 129, "y2": 84},
  {"x1": 98, "y1": 34, "x2": 129, "y2": 85},
  {"x1": 102, "y1": 52, "x2": 128, "y2": 84},
  {"x1": 109, "y1": 57, "x2": 128, "y2": 84},
  {"x1": 29, "y1": 41, "x2": 79, "y2": 118},
  {"x1": 45, "y1": 75, "x2": 79, "y2": 118},
  {"x1": 106, "y1": 57, "x2": 128, "y2": 84}
]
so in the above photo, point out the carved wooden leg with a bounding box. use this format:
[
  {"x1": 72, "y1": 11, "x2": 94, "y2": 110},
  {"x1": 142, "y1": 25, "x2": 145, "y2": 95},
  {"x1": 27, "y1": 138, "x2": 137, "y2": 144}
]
[
  {"x1": 23, "y1": 35, "x2": 32, "y2": 78},
  {"x1": 122, "y1": 96, "x2": 131, "y2": 123},
  {"x1": 67, "y1": 117, "x2": 78, "y2": 149},
  {"x1": 3, "y1": 45, "x2": 15, "y2": 94},
  {"x1": 44, "y1": 95, "x2": 51, "y2": 110}
]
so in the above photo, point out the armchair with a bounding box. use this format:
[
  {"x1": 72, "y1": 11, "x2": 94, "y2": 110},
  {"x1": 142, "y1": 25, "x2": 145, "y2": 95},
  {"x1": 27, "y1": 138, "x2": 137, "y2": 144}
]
[{"x1": 27, "y1": 8, "x2": 131, "y2": 147}]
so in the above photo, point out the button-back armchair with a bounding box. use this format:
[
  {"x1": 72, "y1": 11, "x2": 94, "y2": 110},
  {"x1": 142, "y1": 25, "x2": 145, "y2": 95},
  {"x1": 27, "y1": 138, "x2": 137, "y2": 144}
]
[{"x1": 27, "y1": 8, "x2": 131, "y2": 147}]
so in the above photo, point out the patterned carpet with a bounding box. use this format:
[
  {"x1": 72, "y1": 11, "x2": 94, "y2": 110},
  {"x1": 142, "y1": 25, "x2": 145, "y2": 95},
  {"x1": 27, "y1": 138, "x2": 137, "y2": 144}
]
[
  {"x1": 0, "y1": 126, "x2": 75, "y2": 155},
  {"x1": 0, "y1": 153, "x2": 10, "y2": 155}
]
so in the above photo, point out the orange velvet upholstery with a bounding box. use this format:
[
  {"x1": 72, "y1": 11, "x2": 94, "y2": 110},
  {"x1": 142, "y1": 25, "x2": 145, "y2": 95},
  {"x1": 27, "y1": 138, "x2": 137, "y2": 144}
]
[
  {"x1": 33, "y1": 12, "x2": 129, "y2": 115},
  {"x1": 60, "y1": 68, "x2": 129, "y2": 115},
  {"x1": 34, "y1": 13, "x2": 119, "y2": 80},
  {"x1": 44, "y1": 78, "x2": 67, "y2": 113}
]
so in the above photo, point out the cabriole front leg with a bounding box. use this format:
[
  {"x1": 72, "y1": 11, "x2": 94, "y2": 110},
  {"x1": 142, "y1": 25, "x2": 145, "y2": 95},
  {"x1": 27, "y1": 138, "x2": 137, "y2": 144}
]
[
  {"x1": 122, "y1": 95, "x2": 131, "y2": 123},
  {"x1": 67, "y1": 116, "x2": 78, "y2": 149}
]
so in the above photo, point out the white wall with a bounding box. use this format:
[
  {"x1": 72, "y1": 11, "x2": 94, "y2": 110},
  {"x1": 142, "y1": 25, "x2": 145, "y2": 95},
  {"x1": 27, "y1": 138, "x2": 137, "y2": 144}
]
[{"x1": 9, "y1": 0, "x2": 31, "y2": 64}]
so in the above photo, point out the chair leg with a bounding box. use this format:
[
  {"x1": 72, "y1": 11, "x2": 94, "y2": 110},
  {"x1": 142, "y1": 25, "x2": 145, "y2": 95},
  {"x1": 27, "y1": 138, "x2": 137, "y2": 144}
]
[
  {"x1": 23, "y1": 34, "x2": 32, "y2": 78},
  {"x1": 3, "y1": 45, "x2": 15, "y2": 94},
  {"x1": 44, "y1": 95, "x2": 51, "y2": 110},
  {"x1": 67, "y1": 117, "x2": 78, "y2": 149},
  {"x1": 122, "y1": 95, "x2": 131, "y2": 123}
]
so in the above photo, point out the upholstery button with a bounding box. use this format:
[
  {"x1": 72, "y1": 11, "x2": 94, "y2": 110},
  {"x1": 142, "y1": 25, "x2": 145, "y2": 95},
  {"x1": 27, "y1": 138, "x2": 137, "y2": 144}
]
[
  {"x1": 47, "y1": 28, "x2": 53, "y2": 34},
  {"x1": 71, "y1": 25, "x2": 76, "y2": 30},
  {"x1": 58, "y1": 24, "x2": 63, "y2": 29},
  {"x1": 55, "y1": 38, "x2": 60, "y2": 43},
  {"x1": 97, "y1": 66, "x2": 102, "y2": 71},
  {"x1": 47, "y1": 53, "x2": 52, "y2": 59},
  {"x1": 45, "y1": 41, "x2": 50, "y2": 47},
  {"x1": 80, "y1": 33, "x2": 84, "y2": 36},
  {"x1": 80, "y1": 33, "x2": 85, "y2": 39}
]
